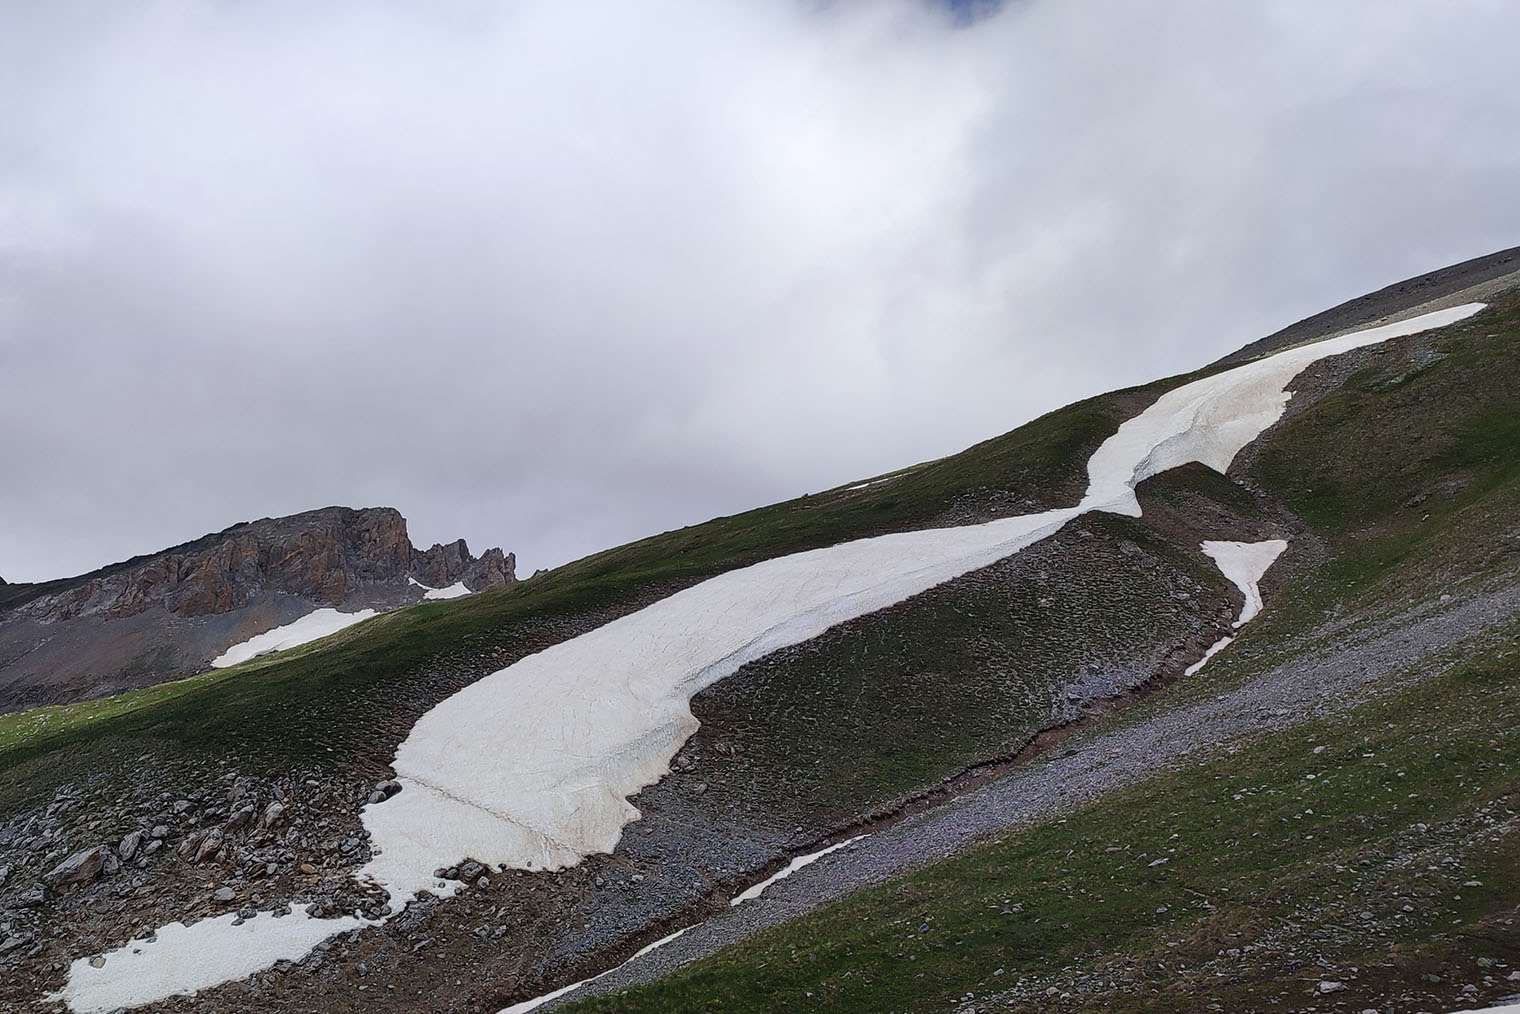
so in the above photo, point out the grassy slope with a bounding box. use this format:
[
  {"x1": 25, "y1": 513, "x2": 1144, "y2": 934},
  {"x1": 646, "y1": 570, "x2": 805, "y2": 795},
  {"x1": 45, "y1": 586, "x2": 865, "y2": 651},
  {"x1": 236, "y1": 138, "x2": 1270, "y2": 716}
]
[
  {"x1": 0, "y1": 379, "x2": 1172, "y2": 816},
  {"x1": 565, "y1": 635, "x2": 1519, "y2": 1014},
  {"x1": 551, "y1": 300, "x2": 1520, "y2": 1011}
]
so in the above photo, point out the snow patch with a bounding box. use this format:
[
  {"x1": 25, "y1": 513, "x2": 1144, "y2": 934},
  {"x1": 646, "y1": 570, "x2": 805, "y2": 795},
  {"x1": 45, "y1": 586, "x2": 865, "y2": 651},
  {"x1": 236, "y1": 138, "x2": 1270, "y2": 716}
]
[
  {"x1": 411, "y1": 577, "x2": 473, "y2": 600},
  {"x1": 1201, "y1": 539, "x2": 1288, "y2": 627},
  {"x1": 44, "y1": 906, "x2": 368, "y2": 1014},
  {"x1": 731, "y1": 835, "x2": 869, "y2": 906},
  {"x1": 55, "y1": 301, "x2": 1484, "y2": 1011},
  {"x1": 1182, "y1": 538, "x2": 1288, "y2": 676},
  {"x1": 498, "y1": 926, "x2": 693, "y2": 1014},
  {"x1": 1184, "y1": 636, "x2": 1234, "y2": 677},
  {"x1": 209, "y1": 608, "x2": 378, "y2": 668}
]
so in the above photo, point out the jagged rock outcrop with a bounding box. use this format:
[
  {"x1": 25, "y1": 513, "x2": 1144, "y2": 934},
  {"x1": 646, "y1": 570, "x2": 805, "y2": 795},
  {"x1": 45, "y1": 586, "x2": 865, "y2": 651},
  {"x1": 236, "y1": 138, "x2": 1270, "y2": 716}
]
[
  {"x1": 0, "y1": 507, "x2": 515, "y2": 713},
  {"x1": 412, "y1": 541, "x2": 516, "y2": 592}
]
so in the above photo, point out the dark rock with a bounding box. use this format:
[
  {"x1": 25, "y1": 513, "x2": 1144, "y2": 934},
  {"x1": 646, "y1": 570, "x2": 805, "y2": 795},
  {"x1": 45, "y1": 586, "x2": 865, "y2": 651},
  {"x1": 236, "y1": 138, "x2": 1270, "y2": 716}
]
[
  {"x1": 258, "y1": 802, "x2": 285, "y2": 831},
  {"x1": 118, "y1": 831, "x2": 142, "y2": 861},
  {"x1": 194, "y1": 828, "x2": 224, "y2": 863},
  {"x1": 44, "y1": 846, "x2": 107, "y2": 888}
]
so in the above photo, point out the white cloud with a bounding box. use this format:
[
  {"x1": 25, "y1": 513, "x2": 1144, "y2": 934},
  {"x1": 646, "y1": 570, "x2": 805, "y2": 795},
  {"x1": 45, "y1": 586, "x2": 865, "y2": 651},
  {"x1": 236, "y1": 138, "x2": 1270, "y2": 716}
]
[{"x1": 2, "y1": 0, "x2": 1518, "y2": 580}]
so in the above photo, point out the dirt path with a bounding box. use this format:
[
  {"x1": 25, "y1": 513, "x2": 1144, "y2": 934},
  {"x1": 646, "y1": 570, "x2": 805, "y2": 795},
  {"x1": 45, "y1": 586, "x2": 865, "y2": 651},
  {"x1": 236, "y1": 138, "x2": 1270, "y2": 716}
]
[{"x1": 534, "y1": 576, "x2": 1520, "y2": 1011}]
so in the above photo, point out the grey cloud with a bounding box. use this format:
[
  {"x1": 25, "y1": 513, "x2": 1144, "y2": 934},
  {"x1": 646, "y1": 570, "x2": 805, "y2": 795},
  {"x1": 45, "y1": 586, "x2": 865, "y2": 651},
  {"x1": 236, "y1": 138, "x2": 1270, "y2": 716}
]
[{"x1": 2, "y1": 0, "x2": 1518, "y2": 581}]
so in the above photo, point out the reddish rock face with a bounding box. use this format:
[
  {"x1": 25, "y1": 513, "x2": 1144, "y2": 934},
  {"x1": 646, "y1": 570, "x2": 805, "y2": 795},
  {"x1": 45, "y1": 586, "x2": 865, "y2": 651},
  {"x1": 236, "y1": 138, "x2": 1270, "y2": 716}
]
[
  {"x1": 0, "y1": 505, "x2": 516, "y2": 712},
  {"x1": 27, "y1": 507, "x2": 420, "y2": 622}
]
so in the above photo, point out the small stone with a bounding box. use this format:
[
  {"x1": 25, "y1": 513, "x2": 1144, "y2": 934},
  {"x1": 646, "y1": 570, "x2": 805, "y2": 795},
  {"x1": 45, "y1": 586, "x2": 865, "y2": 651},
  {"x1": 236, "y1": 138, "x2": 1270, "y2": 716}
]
[
  {"x1": 119, "y1": 831, "x2": 142, "y2": 862},
  {"x1": 1317, "y1": 981, "x2": 1346, "y2": 994},
  {"x1": 299, "y1": 863, "x2": 317, "y2": 875},
  {"x1": 150, "y1": 825, "x2": 169, "y2": 839},
  {"x1": 89, "y1": 955, "x2": 105, "y2": 968},
  {"x1": 213, "y1": 887, "x2": 236, "y2": 903}
]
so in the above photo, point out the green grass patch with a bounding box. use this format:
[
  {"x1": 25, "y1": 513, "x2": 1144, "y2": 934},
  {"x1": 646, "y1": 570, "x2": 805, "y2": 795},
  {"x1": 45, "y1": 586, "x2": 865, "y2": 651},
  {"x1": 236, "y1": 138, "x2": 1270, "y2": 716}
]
[{"x1": 563, "y1": 629, "x2": 1520, "y2": 1014}]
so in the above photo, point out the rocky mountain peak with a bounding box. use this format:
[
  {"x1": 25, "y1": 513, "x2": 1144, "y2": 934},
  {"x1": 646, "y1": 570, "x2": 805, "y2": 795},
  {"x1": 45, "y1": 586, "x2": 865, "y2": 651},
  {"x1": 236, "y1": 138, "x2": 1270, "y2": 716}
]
[{"x1": 0, "y1": 507, "x2": 516, "y2": 713}]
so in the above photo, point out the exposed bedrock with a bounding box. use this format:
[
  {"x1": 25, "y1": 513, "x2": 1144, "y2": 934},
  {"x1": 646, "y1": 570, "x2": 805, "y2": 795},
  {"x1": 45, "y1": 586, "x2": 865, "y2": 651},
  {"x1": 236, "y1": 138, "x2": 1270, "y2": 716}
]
[{"x1": 0, "y1": 507, "x2": 515, "y2": 713}]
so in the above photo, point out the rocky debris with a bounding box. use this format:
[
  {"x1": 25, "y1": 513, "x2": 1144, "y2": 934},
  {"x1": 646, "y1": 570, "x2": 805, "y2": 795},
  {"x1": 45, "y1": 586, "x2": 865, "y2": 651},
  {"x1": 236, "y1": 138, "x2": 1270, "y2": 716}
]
[
  {"x1": 0, "y1": 864, "x2": 9, "y2": 887},
  {"x1": 193, "y1": 827, "x2": 224, "y2": 863},
  {"x1": 44, "y1": 846, "x2": 108, "y2": 889},
  {"x1": 258, "y1": 802, "x2": 285, "y2": 832},
  {"x1": 225, "y1": 806, "x2": 255, "y2": 834},
  {"x1": 367, "y1": 780, "x2": 402, "y2": 805},
  {"x1": 118, "y1": 830, "x2": 142, "y2": 861}
]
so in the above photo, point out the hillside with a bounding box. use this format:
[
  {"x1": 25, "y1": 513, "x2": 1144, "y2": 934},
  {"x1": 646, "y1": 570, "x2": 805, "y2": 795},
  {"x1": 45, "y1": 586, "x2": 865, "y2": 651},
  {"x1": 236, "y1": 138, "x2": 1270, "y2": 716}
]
[
  {"x1": 0, "y1": 507, "x2": 516, "y2": 714},
  {"x1": 0, "y1": 252, "x2": 1516, "y2": 1014}
]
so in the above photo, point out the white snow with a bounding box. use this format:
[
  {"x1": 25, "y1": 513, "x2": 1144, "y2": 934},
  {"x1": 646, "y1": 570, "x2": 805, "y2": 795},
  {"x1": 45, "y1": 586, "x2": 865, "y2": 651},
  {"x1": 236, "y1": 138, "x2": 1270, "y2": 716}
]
[
  {"x1": 44, "y1": 906, "x2": 368, "y2": 1014},
  {"x1": 731, "y1": 834, "x2": 869, "y2": 906},
  {"x1": 497, "y1": 926, "x2": 693, "y2": 1014},
  {"x1": 1201, "y1": 539, "x2": 1288, "y2": 626},
  {"x1": 1181, "y1": 538, "x2": 1288, "y2": 677},
  {"x1": 411, "y1": 577, "x2": 473, "y2": 600},
  {"x1": 1078, "y1": 304, "x2": 1485, "y2": 517},
  {"x1": 52, "y1": 301, "x2": 1485, "y2": 1012},
  {"x1": 1184, "y1": 636, "x2": 1235, "y2": 677},
  {"x1": 1448, "y1": 1005, "x2": 1520, "y2": 1014},
  {"x1": 209, "y1": 608, "x2": 378, "y2": 668},
  {"x1": 360, "y1": 303, "x2": 1484, "y2": 907}
]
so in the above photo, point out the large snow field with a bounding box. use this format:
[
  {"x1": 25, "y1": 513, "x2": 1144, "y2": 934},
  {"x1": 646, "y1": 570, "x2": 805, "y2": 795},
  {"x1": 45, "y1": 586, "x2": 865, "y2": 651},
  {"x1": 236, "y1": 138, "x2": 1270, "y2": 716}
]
[
  {"x1": 210, "y1": 607, "x2": 378, "y2": 669},
  {"x1": 51, "y1": 302, "x2": 1485, "y2": 1011},
  {"x1": 361, "y1": 303, "x2": 1484, "y2": 906}
]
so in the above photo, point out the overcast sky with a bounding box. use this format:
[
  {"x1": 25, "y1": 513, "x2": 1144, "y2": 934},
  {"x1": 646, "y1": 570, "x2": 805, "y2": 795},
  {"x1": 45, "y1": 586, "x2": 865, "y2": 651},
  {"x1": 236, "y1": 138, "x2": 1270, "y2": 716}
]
[{"x1": 3, "y1": 0, "x2": 1519, "y2": 583}]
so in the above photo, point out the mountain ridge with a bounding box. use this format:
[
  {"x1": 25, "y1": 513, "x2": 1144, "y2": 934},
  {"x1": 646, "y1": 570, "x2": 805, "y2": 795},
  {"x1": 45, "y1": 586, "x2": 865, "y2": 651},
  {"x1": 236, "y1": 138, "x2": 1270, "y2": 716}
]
[{"x1": 0, "y1": 506, "x2": 515, "y2": 714}]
